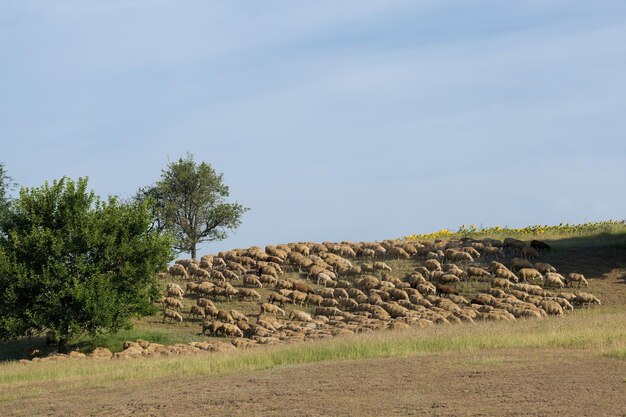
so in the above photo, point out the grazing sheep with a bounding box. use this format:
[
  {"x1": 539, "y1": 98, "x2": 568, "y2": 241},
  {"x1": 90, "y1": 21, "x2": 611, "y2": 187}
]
[
  {"x1": 373, "y1": 261, "x2": 393, "y2": 272},
  {"x1": 334, "y1": 288, "x2": 349, "y2": 299},
  {"x1": 242, "y1": 274, "x2": 263, "y2": 288},
  {"x1": 466, "y1": 266, "x2": 491, "y2": 280},
  {"x1": 230, "y1": 310, "x2": 249, "y2": 322},
  {"x1": 268, "y1": 293, "x2": 289, "y2": 307},
  {"x1": 219, "y1": 323, "x2": 244, "y2": 338},
  {"x1": 306, "y1": 293, "x2": 324, "y2": 306},
  {"x1": 517, "y1": 268, "x2": 543, "y2": 283},
  {"x1": 275, "y1": 279, "x2": 293, "y2": 290},
  {"x1": 425, "y1": 259, "x2": 442, "y2": 271},
  {"x1": 289, "y1": 290, "x2": 307, "y2": 306},
  {"x1": 573, "y1": 292, "x2": 601, "y2": 307},
  {"x1": 259, "y1": 274, "x2": 278, "y2": 286},
  {"x1": 534, "y1": 263, "x2": 557, "y2": 274},
  {"x1": 440, "y1": 274, "x2": 460, "y2": 284},
  {"x1": 168, "y1": 264, "x2": 188, "y2": 279},
  {"x1": 317, "y1": 273, "x2": 335, "y2": 287},
  {"x1": 493, "y1": 268, "x2": 518, "y2": 282},
  {"x1": 217, "y1": 310, "x2": 234, "y2": 323},
  {"x1": 202, "y1": 320, "x2": 223, "y2": 336},
  {"x1": 483, "y1": 246, "x2": 504, "y2": 259},
  {"x1": 451, "y1": 251, "x2": 474, "y2": 264},
  {"x1": 197, "y1": 298, "x2": 216, "y2": 310},
  {"x1": 204, "y1": 305, "x2": 219, "y2": 318},
  {"x1": 238, "y1": 288, "x2": 262, "y2": 301},
  {"x1": 521, "y1": 247, "x2": 539, "y2": 259},
  {"x1": 166, "y1": 283, "x2": 184, "y2": 298},
  {"x1": 510, "y1": 258, "x2": 535, "y2": 272},
  {"x1": 531, "y1": 239, "x2": 551, "y2": 253},
  {"x1": 436, "y1": 284, "x2": 458, "y2": 297},
  {"x1": 163, "y1": 309, "x2": 183, "y2": 323},
  {"x1": 290, "y1": 310, "x2": 313, "y2": 322},
  {"x1": 339, "y1": 298, "x2": 358, "y2": 310},
  {"x1": 544, "y1": 272, "x2": 565, "y2": 288},
  {"x1": 163, "y1": 297, "x2": 183, "y2": 311},
  {"x1": 566, "y1": 273, "x2": 589, "y2": 288},
  {"x1": 223, "y1": 270, "x2": 239, "y2": 281},
  {"x1": 188, "y1": 305, "x2": 206, "y2": 320},
  {"x1": 493, "y1": 278, "x2": 512, "y2": 289},
  {"x1": 540, "y1": 300, "x2": 564, "y2": 316},
  {"x1": 260, "y1": 302, "x2": 286, "y2": 317}
]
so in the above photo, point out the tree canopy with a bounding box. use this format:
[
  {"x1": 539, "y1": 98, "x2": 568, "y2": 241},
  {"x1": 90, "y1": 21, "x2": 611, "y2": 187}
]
[
  {"x1": 0, "y1": 163, "x2": 14, "y2": 225},
  {"x1": 0, "y1": 177, "x2": 173, "y2": 352},
  {"x1": 139, "y1": 154, "x2": 248, "y2": 259}
]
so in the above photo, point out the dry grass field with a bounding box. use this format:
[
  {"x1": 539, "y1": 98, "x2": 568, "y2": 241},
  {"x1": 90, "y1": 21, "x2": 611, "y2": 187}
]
[{"x1": 1, "y1": 233, "x2": 625, "y2": 416}]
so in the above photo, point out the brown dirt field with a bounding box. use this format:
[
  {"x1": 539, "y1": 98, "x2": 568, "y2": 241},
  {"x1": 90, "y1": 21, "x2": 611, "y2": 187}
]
[{"x1": 2, "y1": 348, "x2": 625, "y2": 417}]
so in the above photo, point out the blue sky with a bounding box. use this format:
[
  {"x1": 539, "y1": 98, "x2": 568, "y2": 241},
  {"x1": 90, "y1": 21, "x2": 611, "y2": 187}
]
[{"x1": 1, "y1": 1, "x2": 625, "y2": 254}]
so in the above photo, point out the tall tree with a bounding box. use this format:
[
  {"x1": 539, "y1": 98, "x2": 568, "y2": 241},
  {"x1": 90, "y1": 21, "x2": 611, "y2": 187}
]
[
  {"x1": 0, "y1": 177, "x2": 173, "y2": 352},
  {"x1": 139, "y1": 154, "x2": 248, "y2": 259},
  {"x1": 0, "y1": 163, "x2": 14, "y2": 226}
]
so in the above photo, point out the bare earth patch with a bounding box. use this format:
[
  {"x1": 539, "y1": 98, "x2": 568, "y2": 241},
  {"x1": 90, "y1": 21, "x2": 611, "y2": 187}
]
[{"x1": 2, "y1": 348, "x2": 625, "y2": 417}]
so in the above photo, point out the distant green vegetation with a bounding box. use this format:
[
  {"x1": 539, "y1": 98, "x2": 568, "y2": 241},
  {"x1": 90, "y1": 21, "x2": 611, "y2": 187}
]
[{"x1": 404, "y1": 220, "x2": 626, "y2": 247}]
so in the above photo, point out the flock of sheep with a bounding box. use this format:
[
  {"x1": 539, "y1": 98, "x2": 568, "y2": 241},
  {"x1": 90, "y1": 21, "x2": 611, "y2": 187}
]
[{"x1": 158, "y1": 237, "x2": 601, "y2": 346}]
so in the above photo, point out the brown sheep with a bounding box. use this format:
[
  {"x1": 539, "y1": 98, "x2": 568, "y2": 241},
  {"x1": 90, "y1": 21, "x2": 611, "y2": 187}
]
[
  {"x1": 163, "y1": 297, "x2": 183, "y2": 311},
  {"x1": 163, "y1": 309, "x2": 183, "y2": 323},
  {"x1": 197, "y1": 298, "x2": 216, "y2": 309},
  {"x1": 260, "y1": 302, "x2": 286, "y2": 317},
  {"x1": 534, "y1": 263, "x2": 557, "y2": 274},
  {"x1": 521, "y1": 247, "x2": 539, "y2": 259},
  {"x1": 188, "y1": 305, "x2": 206, "y2": 320},
  {"x1": 517, "y1": 268, "x2": 543, "y2": 283},
  {"x1": 243, "y1": 275, "x2": 263, "y2": 288},
  {"x1": 289, "y1": 310, "x2": 313, "y2": 322},
  {"x1": 238, "y1": 288, "x2": 262, "y2": 301},
  {"x1": 425, "y1": 259, "x2": 442, "y2": 271},
  {"x1": 268, "y1": 292, "x2": 289, "y2": 307},
  {"x1": 216, "y1": 310, "x2": 234, "y2": 323},
  {"x1": 373, "y1": 261, "x2": 393, "y2": 272},
  {"x1": 288, "y1": 290, "x2": 307, "y2": 306},
  {"x1": 566, "y1": 273, "x2": 588, "y2": 288}
]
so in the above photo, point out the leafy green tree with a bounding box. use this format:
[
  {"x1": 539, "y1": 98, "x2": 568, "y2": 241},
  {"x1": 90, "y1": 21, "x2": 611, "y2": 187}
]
[
  {"x1": 0, "y1": 177, "x2": 173, "y2": 352},
  {"x1": 139, "y1": 154, "x2": 248, "y2": 259},
  {"x1": 0, "y1": 163, "x2": 14, "y2": 226}
]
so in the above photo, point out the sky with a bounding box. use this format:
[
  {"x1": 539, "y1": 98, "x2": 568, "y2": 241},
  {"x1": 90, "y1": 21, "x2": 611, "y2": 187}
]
[{"x1": 1, "y1": 1, "x2": 626, "y2": 254}]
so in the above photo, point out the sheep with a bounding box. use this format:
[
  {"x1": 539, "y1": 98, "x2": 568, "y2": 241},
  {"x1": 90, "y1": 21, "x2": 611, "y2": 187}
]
[
  {"x1": 163, "y1": 297, "x2": 183, "y2": 311},
  {"x1": 322, "y1": 298, "x2": 339, "y2": 308},
  {"x1": 531, "y1": 239, "x2": 551, "y2": 253},
  {"x1": 493, "y1": 268, "x2": 518, "y2": 282},
  {"x1": 288, "y1": 290, "x2": 307, "y2": 306},
  {"x1": 202, "y1": 320, "x2": 223, "y2": 336},
  {"x1": 204, "y1": 305, "x2": 219, "y2": 318},
  {"x1": 517, "y1": 268, "x2": 543, "y2": 283},
  {"x1": 566, "y1": 273, "x2": 588, "y2": 288},
  {"x1": 216, "y1": 310, "x2": 234, "y2": 323},
  {"x1": 260, "y1": 302, "x2": 286, "y2": 317},
  {"x1": 317, "y1": 273, "x2": 335, "y2": 287},
  {"x1": 466, "y1": 266, "x2": 491, "y2": 280},
  {"x1": 223, "y1": 270, "x2": 239, "y2": 281},
  {"x1": 306, "y1": 293, "x2": 324, "y2": 306},
  {"x1": 510, "y1": 258, "x2": 535, "y2": 272},
  {"x1": 166, "y1": 283, "x2": 184, "y2": 299},
  {"x1": 168, "y1": 264, "x2": 188, "y2": 279},
  {"x1": 238, "y1": 288, "x2": 262, "y2": 301},
  {"x1": 425, "y1": 259, "x2": 442, "y2": 271},
  {"x1": 436, "y1": 284, "x2": 458, "y2": 297},
  {"x1": 483, "y1": 246, "x2": 504, "y2": 259},
  {"x1": 573, "y1": 292, "x2": 601, "y2": 307},
  {"x1": 230, "y1": 310, "x2": 249, "y2": 323},
  {"x1": 268, "y1": 292, "x2": 289, "y2": 307},
  {"x1": 540, "y1": 300, "x2": 564, "y2": 316},
  {"x1": 243, "y1": 274, "x2": 263, "y2": 288},
  {"x1": 440, "y1": 274, "x2": 460, "y2": 284},
  {"x1": 339, "y1": 298, "x2": 358, "y2": 310},
  {"x1": 219, "y1": 323, "x2": 244, "y2": 338},
  {"x1": 197, "y1": 297, "x2": 216, "y2": 309},
  {"x1": 451, "y1": 251, "x2": 474, "y2": 264},
  {"x1": 373, "y1": 261, "x2": 393, "y2": 272},
  {"x1": 163, "y1": 309, "x2": 183, "y2": 323},
  {"x1": 534, "y1": 263, "x2": 557, "y2": 274},
  {"x1": 259, "y1": 274, "x2": 278, "y2": 286},
  {"x1": 334, "y1": 288, "x2": 349, "y2": 299},
  {"x1": 544, "y1": 272, "x2": 565, "y2": 288},
  {"x1": 188, "y1": 305, "x2": 206, "y2": 320},
  {"x1": 290, "y1": 310, "x2": 313, "y2": 322},
  {"x1": 275, "y1": 279, "x2": 293, "y2": 290},
  {"x1": 493, "y1": 278, "x2": 512, "y2": 289},
  {"x1": 521, "y1": 247, "x2": 539, "y2": 259}
]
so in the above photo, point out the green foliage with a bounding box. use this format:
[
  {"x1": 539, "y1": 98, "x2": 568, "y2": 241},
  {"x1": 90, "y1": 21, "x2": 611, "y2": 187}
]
[
  {"x1": 138, "y1": 153, "x2": 248, "y2": 258},
  {"x1": 0, "y1": 163, "x2": 15, "y2": 227},
  {"x1": 0, "y1": 177, "x2": 174, "y2": 350}
]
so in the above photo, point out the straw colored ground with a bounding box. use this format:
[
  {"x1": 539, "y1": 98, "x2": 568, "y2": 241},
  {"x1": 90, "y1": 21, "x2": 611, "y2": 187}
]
[{"x1": 1, "y1": 236, "x2": 626, "y2": 416}]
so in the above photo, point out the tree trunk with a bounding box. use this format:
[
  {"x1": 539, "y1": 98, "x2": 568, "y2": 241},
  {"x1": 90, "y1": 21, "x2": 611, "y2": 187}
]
[
  {"x1": 57, "y1": 337, "x2": 70, "y2": 354},
  {"x1": 191, "y1": 244, "x2": 197, "y2": 260}
]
